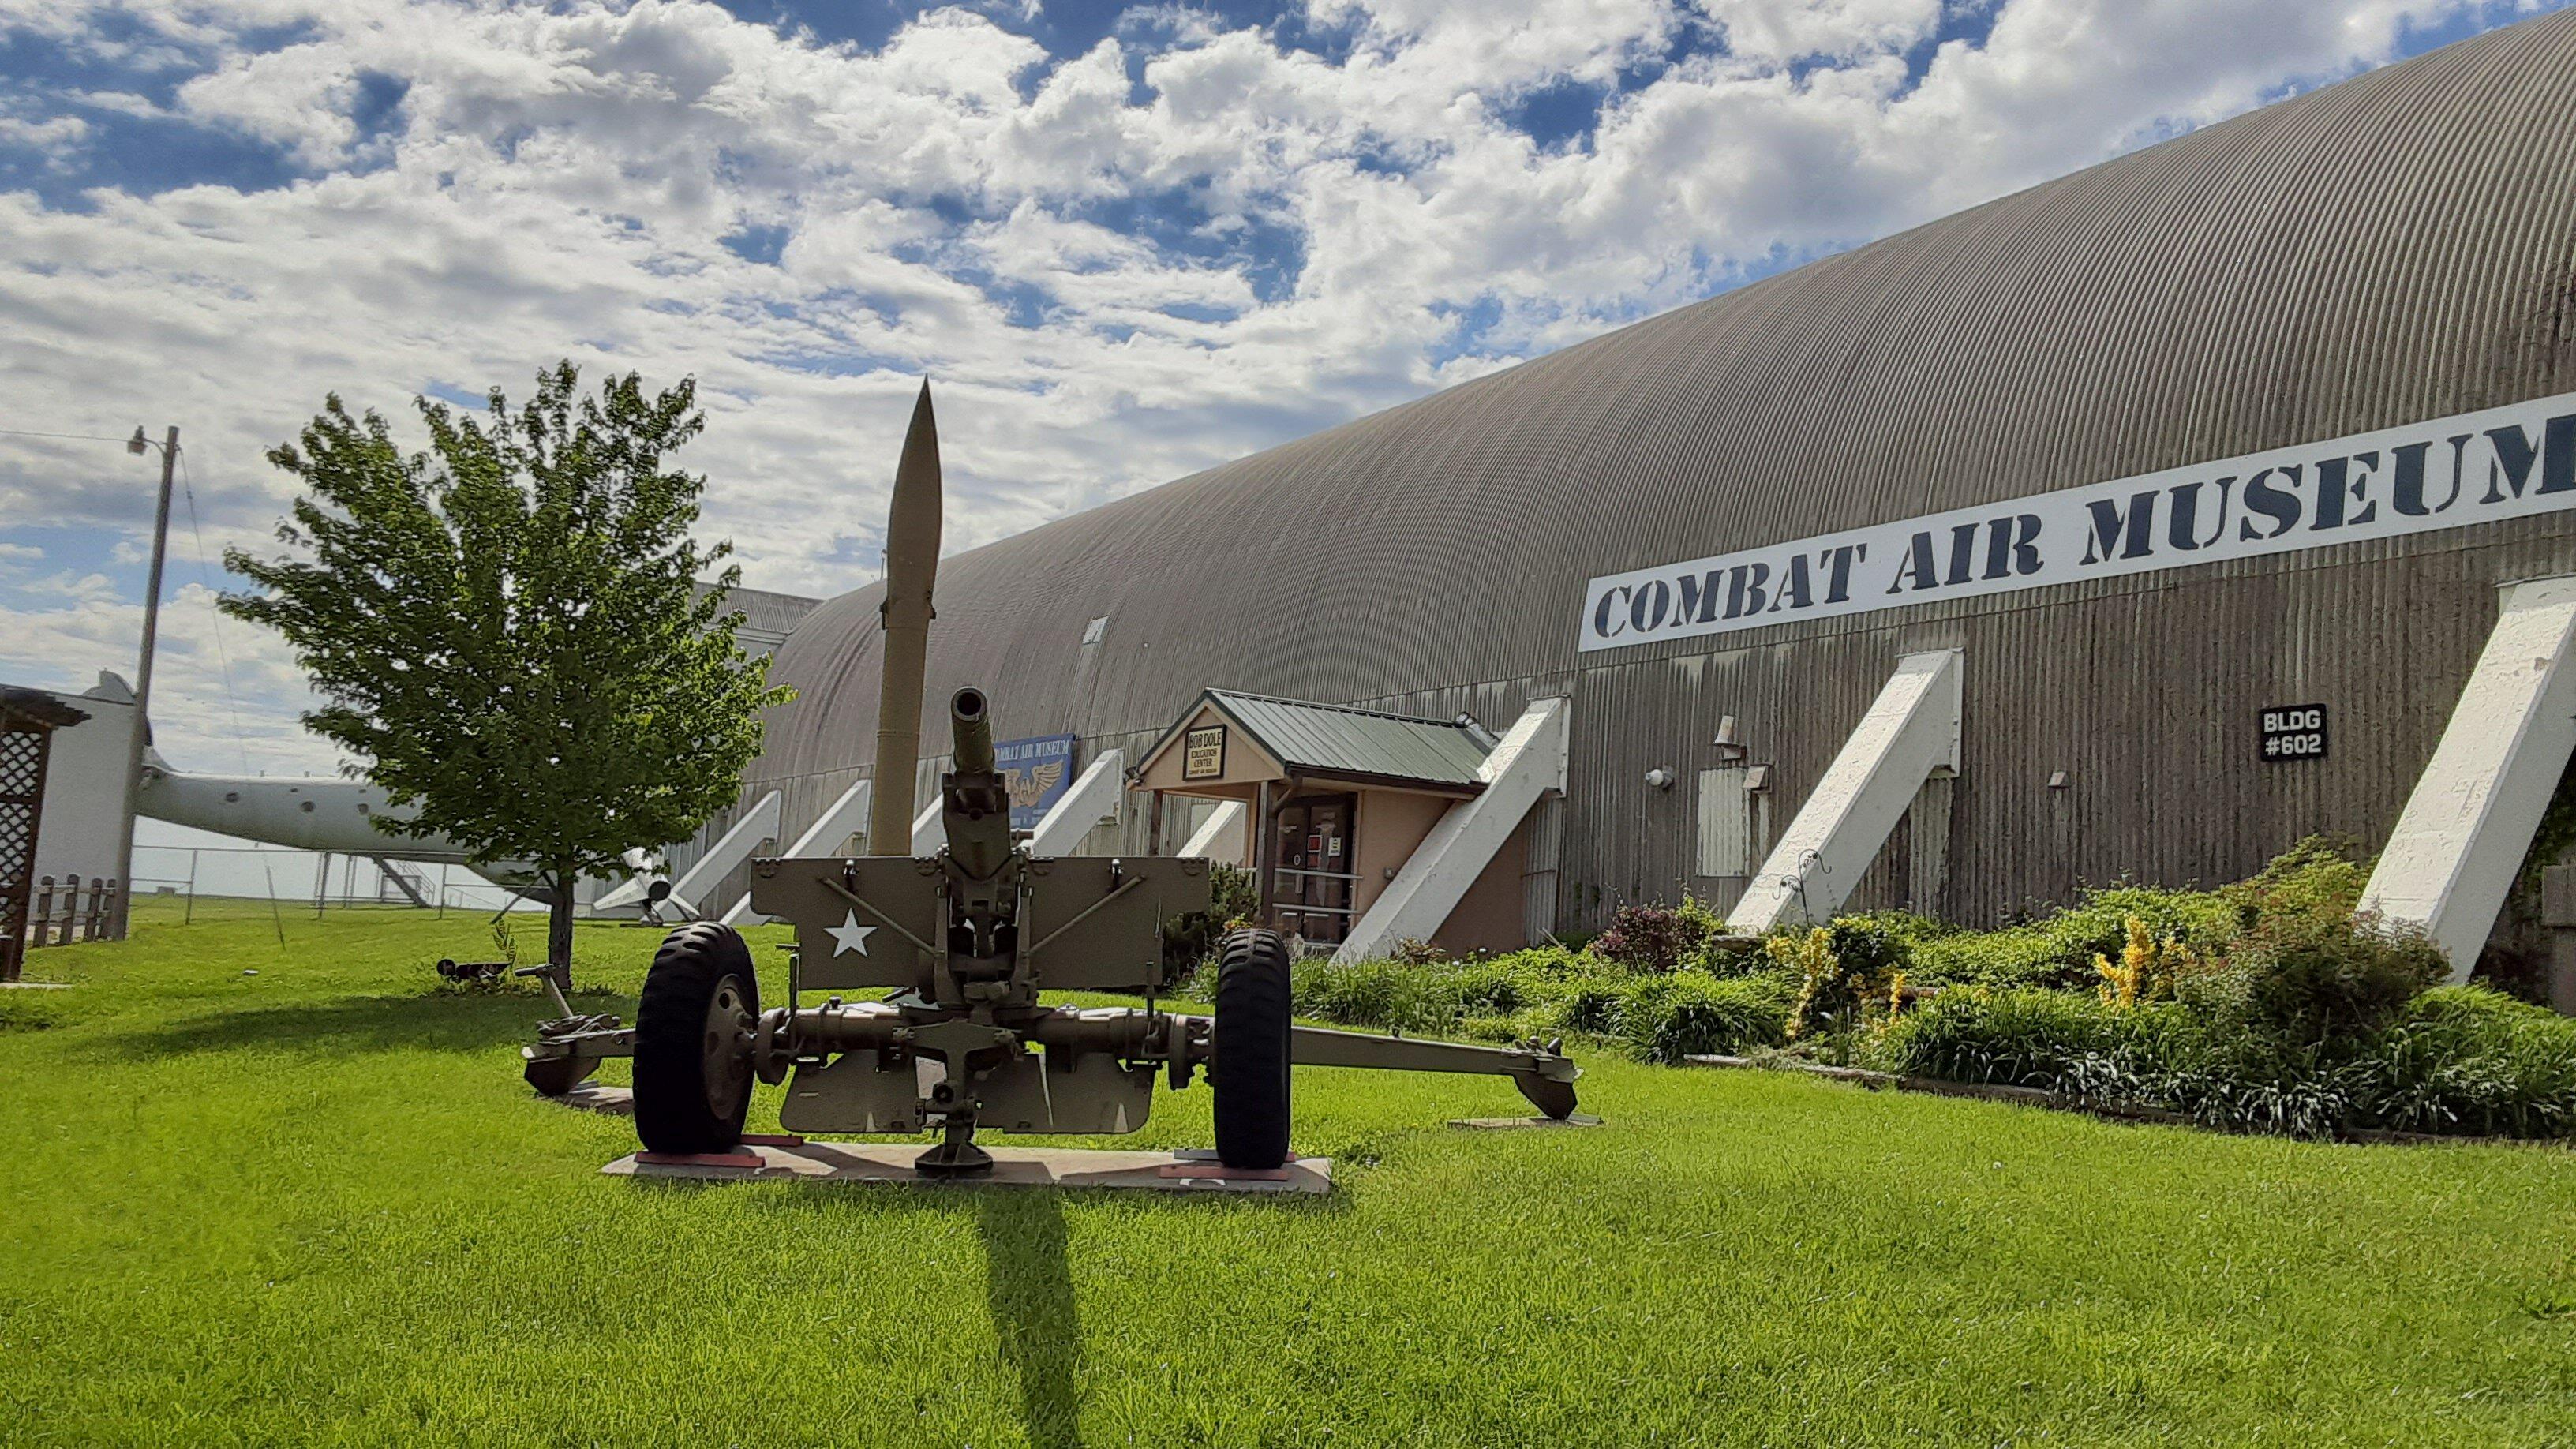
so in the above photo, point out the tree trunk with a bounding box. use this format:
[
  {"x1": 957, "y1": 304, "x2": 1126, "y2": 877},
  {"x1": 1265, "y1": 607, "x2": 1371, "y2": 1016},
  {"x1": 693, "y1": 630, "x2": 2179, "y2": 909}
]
[{"x1": 547, "y1": 868, "x2": 575, "y2": 974}]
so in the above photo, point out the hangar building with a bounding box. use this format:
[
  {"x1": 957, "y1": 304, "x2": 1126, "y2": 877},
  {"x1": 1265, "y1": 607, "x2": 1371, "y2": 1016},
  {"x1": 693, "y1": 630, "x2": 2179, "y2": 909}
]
[{"x1": 700, "y1": 10, "x2": 2576, "y2": 975}]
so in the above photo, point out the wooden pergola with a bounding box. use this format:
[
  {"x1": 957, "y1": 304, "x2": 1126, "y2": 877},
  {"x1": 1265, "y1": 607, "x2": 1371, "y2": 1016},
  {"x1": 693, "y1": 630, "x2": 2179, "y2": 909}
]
[{"x1": 1, "y1": 687, "x2": 88, "y2": 982}]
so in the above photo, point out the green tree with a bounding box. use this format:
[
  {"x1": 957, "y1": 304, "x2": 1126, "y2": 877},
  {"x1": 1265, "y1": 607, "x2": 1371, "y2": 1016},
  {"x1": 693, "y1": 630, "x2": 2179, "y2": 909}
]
[{"x1": 223, "y1": 361, "x2": 790, "y2": 973}]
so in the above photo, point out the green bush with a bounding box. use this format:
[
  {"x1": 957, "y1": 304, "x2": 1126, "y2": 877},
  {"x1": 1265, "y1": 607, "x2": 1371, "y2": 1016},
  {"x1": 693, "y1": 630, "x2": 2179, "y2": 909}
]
[
  {"x1": 2354, "y1": 987, "x2": 2576, "y2": 1137},
  {"x1": 1593, "y1": 897, "x2": 1720, "y2": 973},
  {"x1": 1905, "y1": 923, "x2": 2076, "y2": 990},
  {"x1": 1878, "y1": 988, "x2": 2139, "y2": 1088},
  {"x1": 2230, "y1": 910, "x2": 2446, "y2": 1046},
  {"x1": 2219, "y1": 833, "x2": 2372, "y2": 930},
  {"x1": 1614, "y1": 970, "x2": 1797, "y2": 1063},
  {"x1": 1160, "y1": 863, "x2": 1258, "y2": 984},
  {"x1": 1874, "y1": 977, "x2": 2576, "y2": 1142},
  {"x1": 1541, "y1": 972, "x2": 1636, "y2": 1037}
]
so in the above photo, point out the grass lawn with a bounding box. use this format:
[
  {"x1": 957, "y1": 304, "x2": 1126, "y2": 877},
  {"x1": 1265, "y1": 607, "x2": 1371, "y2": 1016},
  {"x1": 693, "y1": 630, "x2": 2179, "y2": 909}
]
[{"x1": 4, "y1": 899, "x2": 2574, "y2": 1446}]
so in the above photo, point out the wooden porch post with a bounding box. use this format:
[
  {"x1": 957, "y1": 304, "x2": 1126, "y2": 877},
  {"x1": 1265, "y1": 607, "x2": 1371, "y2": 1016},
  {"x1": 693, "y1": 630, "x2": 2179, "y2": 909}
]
[{"x1": 1253, "y1": 779, "x2": 1276, "y2": 929}]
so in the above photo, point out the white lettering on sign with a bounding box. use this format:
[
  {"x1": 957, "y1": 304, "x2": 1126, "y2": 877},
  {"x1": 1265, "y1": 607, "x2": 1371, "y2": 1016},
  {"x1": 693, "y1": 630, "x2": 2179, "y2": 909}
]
[
  {"x1": 1578, "y1": 393, "x2": 2576, "y2": 652},
  {"x1": 2259, "y1": 703, "x2": 2330, "y2": 764}
]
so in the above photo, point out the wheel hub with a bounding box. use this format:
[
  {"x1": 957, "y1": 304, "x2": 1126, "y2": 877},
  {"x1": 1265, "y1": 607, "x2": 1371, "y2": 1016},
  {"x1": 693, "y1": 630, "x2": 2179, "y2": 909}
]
[{"x1": 702, "y1": 975, "x2": 754, "y2": 1119}]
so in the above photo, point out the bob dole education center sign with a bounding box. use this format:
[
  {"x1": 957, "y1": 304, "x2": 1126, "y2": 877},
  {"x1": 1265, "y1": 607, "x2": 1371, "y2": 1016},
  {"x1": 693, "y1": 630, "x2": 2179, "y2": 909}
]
[{"x1": 1580, "y1": 392, "x2": 2576, "y2": 652}]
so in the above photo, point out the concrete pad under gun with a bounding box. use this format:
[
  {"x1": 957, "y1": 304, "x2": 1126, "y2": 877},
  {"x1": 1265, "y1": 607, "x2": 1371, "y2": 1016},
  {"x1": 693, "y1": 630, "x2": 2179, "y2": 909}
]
[
  {"x1": 545, "y1": 1082, "x2": 632, "y2": 1116},
  {"x1": 1448, "y1": 1112, "x2": 1604, "y2": 1130},
  {"x1": 602, "y1": 1140, "x2": 1334, "y2": 1195}
]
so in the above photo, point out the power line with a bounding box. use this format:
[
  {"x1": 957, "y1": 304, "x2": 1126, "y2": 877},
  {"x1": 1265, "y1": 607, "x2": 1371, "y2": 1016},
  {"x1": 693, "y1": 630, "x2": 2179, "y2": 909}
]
[
  {"x1": 0, "y1": 427, "x2": 140, "y2": 446},
  {"x1": 175, "y1": 449, "x2": 257, "y2": 774},
  {"x1": 177, "y1": 449, "x2": 287, "y2": 945}
]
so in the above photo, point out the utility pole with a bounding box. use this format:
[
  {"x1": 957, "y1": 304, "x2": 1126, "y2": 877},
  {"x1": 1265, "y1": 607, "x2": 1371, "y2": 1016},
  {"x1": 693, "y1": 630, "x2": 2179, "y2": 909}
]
[{"x1": 112, "y1": 425, "x2": 178, "y2": 942}]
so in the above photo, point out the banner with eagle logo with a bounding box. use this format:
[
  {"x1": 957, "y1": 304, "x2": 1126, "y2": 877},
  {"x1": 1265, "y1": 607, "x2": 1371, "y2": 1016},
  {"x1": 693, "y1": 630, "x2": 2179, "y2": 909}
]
[{"x1": 995, "y1": 734, "x2": 1077, "y2": 832}]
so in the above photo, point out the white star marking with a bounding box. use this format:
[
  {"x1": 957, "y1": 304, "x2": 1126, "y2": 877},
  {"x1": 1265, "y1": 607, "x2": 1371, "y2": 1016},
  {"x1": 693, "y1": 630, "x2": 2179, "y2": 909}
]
[{"x1": 826, "y1": 911, "x2": 876, "y2": 957}]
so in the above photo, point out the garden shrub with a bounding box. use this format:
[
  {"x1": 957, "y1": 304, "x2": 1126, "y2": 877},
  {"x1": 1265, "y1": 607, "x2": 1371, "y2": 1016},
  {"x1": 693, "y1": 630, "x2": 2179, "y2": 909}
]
[
  {"x1": 1160, "y1": 863, "x2": 1258, "y2": 983},
  {"x1": 1292, "y1": 955, "x2": 1447, "y2": 1033},
  {"x1": 1616, "y1": 970, "x2": 1797, "y2": 1063},
  {"x1": 1878, "y1": 988, "x2": 2139, "y2": 1088},
  {"x1": 2228, "y1": 909, "x2": 2446, "y2": 1046},
  {"x1": 1595, "y1": 897, "x2": 1720, "y2": 973},
  {"x1": 1824, "y1": 915, "x2": 1911, "y2": 983},
  {"x1": 1478, "y1": 943, "x2": 1596, "y2": 981},
  {"x1": 2353, "y1": 986, "x2": 2576, "y2": 1137},
  {"x1": 1542, "y1": 972, "x2": 1636, "y2": 1037},
  {"x1": 1906, "y1": 923, "x2": 2077, "y2": 990},
  {"x1": 1764, "y1": 923, "x2": 1907, "y2": 1052},
  {"x1": 1875, "y1": 972, "x2": 2576, "y2": 1141},
  {"x1": 2091, "y1": 914, "x2": 2208, "y2": 1009},
  {"x1": 2218, "y1": 833, "x2": 2372, "y2": 930},
  {"x1": 1447, "y1": 955, "x2": 1530, "y2": 1017}
]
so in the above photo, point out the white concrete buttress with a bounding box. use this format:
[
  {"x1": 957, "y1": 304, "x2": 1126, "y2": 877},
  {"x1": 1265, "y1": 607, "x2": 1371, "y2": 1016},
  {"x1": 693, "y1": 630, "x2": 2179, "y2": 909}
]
[
  {"x1": 1726, "y1": 649, "x2": 1962, "y2": 934},
  {"x1": 1333, "y1": 697, "x2": 1570, "y2": 964},
  {"x1": 720, "y1": 778, "x2": 873, "y2": 927},
  {"x1": 2363, "y1": 575, "x2": 2576, "y2": 980},
  {"x1": 910, "y1": 796, "x2": 943, "y2": 856},
  {"x1": 1180, "y1": 800, "x2": 1248, "y2": 865},
  {"x1": 1029, "y1": 748, "x2": 1125, "y2": 858},
  {"x1": 663, "y1": 789, "x2": 781, "y2": 919}
]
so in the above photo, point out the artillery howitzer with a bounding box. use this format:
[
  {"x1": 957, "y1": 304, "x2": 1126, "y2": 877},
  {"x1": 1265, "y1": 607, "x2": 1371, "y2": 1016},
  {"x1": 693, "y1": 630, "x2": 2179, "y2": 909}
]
[
  {"x1": 529, "y1": 687, "x2": 1582, "y2": 1172},
  {"x1": 522, "y1": 384, "x2": 1581, "y2": 1173}
]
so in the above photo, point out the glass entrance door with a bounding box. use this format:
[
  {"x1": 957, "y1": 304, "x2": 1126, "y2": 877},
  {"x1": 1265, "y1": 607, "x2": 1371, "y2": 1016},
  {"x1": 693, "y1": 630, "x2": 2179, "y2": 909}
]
[{"x1": 1271, "y1": 793, "x2": 1357, "y2": 944}]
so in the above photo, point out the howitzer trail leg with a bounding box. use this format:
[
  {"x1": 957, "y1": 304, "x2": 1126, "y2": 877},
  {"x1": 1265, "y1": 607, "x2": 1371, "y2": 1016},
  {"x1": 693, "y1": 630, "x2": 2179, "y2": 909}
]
[{"x1": 1287, "y1": 1025, "x2": 1584, "y2": 1120}]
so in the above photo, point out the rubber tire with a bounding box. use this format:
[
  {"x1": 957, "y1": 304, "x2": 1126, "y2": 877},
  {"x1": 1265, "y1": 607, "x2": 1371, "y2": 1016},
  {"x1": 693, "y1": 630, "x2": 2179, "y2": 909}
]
[
  {"x1": 633, "y1": 922, "x2": 761, "y2": 1155},
  {"x1": 1212, "y1": 928, "x2": 1294, "y2": 1170}
]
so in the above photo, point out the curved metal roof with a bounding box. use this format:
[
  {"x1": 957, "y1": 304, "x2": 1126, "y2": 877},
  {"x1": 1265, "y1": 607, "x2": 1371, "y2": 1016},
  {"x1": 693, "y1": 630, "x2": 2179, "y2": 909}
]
[{"x1": 753, "y1": 9, "x2": 2576, "y2": 789}]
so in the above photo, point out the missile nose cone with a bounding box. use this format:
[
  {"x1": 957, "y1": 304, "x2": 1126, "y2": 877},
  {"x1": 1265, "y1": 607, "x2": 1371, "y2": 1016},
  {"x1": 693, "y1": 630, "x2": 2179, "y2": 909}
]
[
  {"x1": 898, "y1": 379, "x2": 938, "y2": 481},
  {"x1": 882, "y1": 377, "x2": 943, "y2": 598}
]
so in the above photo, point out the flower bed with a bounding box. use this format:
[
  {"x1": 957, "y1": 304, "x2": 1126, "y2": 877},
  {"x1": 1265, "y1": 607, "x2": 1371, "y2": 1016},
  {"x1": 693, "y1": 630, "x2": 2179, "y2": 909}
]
[{"x1": 1201, "y1": 838, "x2": 2576, "y2": 1143}]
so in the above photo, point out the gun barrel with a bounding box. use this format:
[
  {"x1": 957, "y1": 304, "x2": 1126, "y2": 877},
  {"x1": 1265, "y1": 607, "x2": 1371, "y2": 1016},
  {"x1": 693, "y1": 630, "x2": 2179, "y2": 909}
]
[
  {"x1": 942, "y1": 687, "x2": 1011, "y2": 878},
  {"x1": 951, "y1": 687, "x2": 997, "y2": 773}
]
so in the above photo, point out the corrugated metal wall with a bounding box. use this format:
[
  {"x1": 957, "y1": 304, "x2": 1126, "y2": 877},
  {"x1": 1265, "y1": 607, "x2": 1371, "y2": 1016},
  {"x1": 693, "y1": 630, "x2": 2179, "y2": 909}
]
[{"x1": 687, "y1": 11, "x2": 2576, "y2": 930}]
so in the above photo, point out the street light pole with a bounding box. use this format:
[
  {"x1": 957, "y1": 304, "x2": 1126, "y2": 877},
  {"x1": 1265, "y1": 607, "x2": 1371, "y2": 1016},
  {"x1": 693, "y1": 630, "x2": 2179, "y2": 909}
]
[{"x1": 112, "y1": 425, "x2": 178, "y2": 942}]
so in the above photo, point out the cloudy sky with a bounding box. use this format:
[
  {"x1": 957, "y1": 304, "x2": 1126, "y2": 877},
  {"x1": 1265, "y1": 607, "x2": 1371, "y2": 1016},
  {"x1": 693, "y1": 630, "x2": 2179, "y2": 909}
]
[{"x1": 0, "y1": 0, "x2": 2563, "y2": 781}]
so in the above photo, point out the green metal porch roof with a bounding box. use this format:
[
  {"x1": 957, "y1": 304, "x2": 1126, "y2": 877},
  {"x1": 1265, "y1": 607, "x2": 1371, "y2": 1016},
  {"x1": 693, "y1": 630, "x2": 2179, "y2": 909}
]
[{"x1": 1190, "y1": 690, "x2": 1492, "y2": 789}]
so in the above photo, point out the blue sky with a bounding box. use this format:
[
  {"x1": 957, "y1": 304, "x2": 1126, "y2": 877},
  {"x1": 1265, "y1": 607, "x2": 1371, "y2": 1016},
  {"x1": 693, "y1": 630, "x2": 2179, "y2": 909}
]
[{"x1": 0, "y1": 0, "x2": 2563, "y2": 778}]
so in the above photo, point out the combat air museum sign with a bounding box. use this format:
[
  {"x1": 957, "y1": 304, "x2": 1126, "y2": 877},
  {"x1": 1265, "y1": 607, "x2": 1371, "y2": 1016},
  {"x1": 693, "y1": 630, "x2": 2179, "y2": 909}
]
[{"x1": 1580, "y1": 392, "x2": 2576, "y2": 652}]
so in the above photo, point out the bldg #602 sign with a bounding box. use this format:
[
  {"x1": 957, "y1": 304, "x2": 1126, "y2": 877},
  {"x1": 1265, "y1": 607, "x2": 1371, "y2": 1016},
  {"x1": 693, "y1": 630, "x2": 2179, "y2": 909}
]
[
  {"x1": 1579, "y1": 392, "x2": 2576, "y2": 651},
  {"x1": 2260, "y1": 705, "x2": 2328, "y2": 763}
]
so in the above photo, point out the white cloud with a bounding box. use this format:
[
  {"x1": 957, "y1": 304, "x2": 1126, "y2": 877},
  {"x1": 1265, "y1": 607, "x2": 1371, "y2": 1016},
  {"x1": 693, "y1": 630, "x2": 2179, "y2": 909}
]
[
  {"x1": 0, "y1": 0, "x2": 2554, "y2": 774},
  {"x1": 1694, "y1": 0, "x2": 1941, "y2": 62},
  {"x1": 0, "y1": 581, "x2": 328, "y2": 777},
  {"x1": 65, "y1": 88, "x2": 164, "y2": 118},
  {"x1": 20, "y1": 569, "x2": 122, "y2": 603},
  {"x1": 0, "y1": 95, "x2": 90, "y2": 163}
]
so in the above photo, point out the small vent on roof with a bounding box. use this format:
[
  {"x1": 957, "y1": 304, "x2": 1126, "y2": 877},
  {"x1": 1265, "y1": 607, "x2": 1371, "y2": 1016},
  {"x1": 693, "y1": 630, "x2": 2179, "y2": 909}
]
[{"x1": 1082, "y1": 616, "x2": 1108, "y2": 646}]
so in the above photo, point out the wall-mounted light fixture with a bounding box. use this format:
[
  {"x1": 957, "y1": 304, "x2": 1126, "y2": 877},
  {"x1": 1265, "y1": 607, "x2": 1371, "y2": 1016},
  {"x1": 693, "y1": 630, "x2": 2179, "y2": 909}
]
[
  {"x1": 1743, "y1": 764, "x2": 1772, "y2": 793},
  {"x1": 1712, "y1": 713, "x2": 1747, "y2": 763},
  {"x1": 1644, "y1": 767, "x2": 1676, "y2": 791},
  {"x1": 2047, "y1": 770, "x2": 2070, "y2": 789}
]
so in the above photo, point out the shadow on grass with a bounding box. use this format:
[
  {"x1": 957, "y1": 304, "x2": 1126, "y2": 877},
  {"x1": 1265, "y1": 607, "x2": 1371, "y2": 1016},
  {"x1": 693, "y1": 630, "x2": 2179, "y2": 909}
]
[
  {"x1": 978, "y1": 1191, "x2": 1084, "y2": 1449},
  {"x1": 634, "y1": 1170, "x2": 1347, "y2": 1447},
  {"x1": 98, "y1": 990, "x2": 610, "y2": 1064}
]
